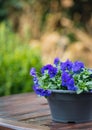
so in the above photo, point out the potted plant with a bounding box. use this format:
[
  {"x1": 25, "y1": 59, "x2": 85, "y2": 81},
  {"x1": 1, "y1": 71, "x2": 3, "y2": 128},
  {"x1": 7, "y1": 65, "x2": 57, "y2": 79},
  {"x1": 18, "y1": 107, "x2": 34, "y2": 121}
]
[{"x1": 30, "y1": 58, "x2": 92, "y2": 123}]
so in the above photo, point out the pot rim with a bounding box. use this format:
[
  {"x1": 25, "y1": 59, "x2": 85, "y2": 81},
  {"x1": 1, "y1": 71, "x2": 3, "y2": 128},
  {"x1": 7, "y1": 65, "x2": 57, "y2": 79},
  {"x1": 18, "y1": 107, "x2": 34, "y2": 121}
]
[
  {"x1": 49, "y1": 89, "x2": 76, "y2": 94},
  {"x1": 48, "y1": 90, "x2": 92, "y2": 94}
]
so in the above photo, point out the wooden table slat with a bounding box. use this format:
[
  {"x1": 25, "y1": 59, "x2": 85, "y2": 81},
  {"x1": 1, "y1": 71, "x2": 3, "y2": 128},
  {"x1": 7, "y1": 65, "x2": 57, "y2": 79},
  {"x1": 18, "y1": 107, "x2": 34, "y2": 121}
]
[{"x1": 0, "y1": 93, "x2": 92, "y2": 130}]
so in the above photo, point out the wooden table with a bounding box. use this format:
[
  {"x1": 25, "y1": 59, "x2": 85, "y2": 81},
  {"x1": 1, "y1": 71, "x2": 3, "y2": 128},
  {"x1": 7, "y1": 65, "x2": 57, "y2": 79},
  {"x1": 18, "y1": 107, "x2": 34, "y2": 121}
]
[{"x1": 0, "y1": 93, "x2": 92, "y2": 130}]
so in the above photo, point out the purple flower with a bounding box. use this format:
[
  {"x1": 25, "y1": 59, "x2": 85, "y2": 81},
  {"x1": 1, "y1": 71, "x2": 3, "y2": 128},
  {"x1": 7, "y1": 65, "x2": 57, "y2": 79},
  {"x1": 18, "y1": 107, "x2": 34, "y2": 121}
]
[
  {"x1": 72, "y1": 61, "x2": 84, "y2": 73},
  {"x1": 60, "y1": 60, "x2": 73, "y2": 71},
  {"x1": 62, "y1": 72, "x2": 72, "y2": 86},
  {"x1": 30, "y1": 59, "x2": 90, "y2": 96},
  {"x1": 41, "y1": 64, "x2": 57, "y2": 78},
  {"x1": 33, "y1": 86, "x2": 51, "y2": 96},
  {"x1": 30, "y1": 68, "x2": 40, "y2": 87},
  {"x1": 54, "y1": 57, "x2": 60, "y2": 66},
  {"x1": 33, "y1": 77, "x2": 39, "y2": 86},
  {"x1": 41, "y1": 64, "x2": 51, "y2": 74},
  {"x1": 30, "y1": 68, "x2": 36, "y2": 77},
  {"x1": 67, "y1": 79, "x2": 77, "y2": 91},
  {"x1": 61, "y1": 72, "x2": 77, "y2": 91}
]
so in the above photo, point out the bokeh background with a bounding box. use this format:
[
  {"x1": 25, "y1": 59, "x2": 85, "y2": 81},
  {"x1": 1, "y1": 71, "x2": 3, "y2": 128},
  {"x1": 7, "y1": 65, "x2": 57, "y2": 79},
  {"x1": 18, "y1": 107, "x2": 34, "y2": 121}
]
[{"x1": 0, "y1": 0, "x2": 92, "y2": 96}]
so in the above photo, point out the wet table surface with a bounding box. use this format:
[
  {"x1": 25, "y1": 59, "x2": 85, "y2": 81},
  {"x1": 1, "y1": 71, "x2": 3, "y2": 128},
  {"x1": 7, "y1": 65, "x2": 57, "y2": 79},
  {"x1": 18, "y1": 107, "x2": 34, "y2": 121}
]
[{"x1": 0, "y1": 93, "x2": 92, "y2": 130}]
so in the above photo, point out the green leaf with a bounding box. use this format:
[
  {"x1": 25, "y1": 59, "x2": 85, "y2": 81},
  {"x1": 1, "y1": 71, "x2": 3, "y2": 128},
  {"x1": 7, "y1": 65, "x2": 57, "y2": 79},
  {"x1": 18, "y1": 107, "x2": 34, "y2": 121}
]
[
  {"x1": 76, "y1": 89, "x2": 83, "y2": 94},
  {"x1": 83, "y1": 75, "x2": 89, "y2": 79},
  {"x1": 86, "y1": 81, "x2": 92, "y2": 89}
]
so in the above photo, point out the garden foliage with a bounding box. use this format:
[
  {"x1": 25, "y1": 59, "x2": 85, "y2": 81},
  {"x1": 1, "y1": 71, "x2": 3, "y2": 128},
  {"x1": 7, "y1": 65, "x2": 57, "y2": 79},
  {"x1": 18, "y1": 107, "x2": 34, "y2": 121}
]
[{"x1": 0, "y1": 23, "x2": 42, "y2": 96}]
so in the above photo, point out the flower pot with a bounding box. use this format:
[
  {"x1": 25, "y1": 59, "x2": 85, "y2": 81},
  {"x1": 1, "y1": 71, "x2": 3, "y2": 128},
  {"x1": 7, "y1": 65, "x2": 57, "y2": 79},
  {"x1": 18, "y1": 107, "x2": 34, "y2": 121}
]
[{"x1": 47, "y1": 90, "x2": 92, "y2": 123}]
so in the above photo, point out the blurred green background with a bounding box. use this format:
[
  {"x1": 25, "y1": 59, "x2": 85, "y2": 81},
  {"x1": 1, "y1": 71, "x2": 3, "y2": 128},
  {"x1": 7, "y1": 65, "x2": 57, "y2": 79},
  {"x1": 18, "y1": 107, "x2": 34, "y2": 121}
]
[{"x1": 0, "y1": 0, "x2": 92, "y2": 96}]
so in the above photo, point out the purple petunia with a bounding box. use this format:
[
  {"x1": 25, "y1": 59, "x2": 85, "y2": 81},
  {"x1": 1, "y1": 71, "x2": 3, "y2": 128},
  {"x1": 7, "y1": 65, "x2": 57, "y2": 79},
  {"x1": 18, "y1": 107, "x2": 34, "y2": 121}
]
[
  {"x1": 33, "y1": 86, "x2": 51, "y2": 96},
  {"x1": 41, "y1": 64, "x2": 57, "y2": 78},
  {"x1": 72, "y1": 61, "x2": 84, "y2": 73},
  {"x1": 60, "y1": 60, "x2": 73, "y2": 71},
  {"x1": 54, "y1": 57, "x2": 60, "y2": 66},
  {"x1": 30, "y1": 68, "x2": 36, "y2": 77}
]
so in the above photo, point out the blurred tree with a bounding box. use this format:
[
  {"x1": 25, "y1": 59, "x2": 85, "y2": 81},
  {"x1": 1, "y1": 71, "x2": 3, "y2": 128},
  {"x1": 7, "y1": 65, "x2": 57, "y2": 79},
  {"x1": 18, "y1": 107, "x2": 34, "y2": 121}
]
[
  {"x1": 0, "y1": 0, "x2": 22, "y2": 21},
  {"x1": 70, "y1": 0, "x2": 92, "y2": 33},
  {"x1": 0, "y1": 0, "x2": 92, "y2": 36}
]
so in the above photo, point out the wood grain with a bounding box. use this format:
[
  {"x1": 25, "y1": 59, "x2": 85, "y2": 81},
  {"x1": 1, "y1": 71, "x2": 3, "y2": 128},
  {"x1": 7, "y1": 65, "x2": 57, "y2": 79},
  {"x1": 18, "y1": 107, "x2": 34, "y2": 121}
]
[{"x1": 0, "y1": 93, "x2": 92, "y2": 130}]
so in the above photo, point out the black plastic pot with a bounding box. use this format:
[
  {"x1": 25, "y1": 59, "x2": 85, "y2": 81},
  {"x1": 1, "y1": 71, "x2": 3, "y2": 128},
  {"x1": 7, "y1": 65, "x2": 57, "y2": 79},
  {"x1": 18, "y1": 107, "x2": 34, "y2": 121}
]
[{"x1": 47, "y1": 90, "x2": 92, "y2": 123}]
